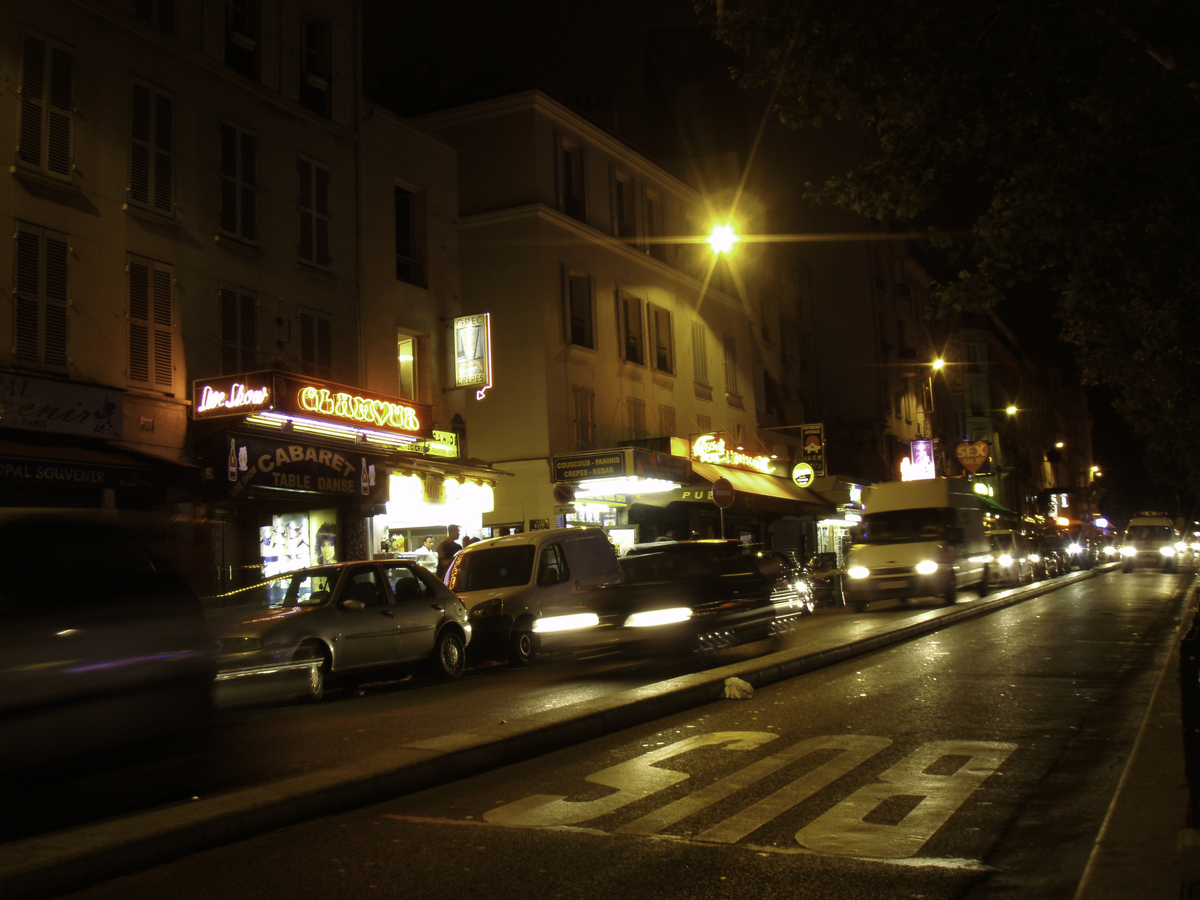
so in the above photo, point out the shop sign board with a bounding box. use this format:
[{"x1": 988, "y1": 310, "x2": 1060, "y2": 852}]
[
  {"x1": 691, "y1": 434, "x2": 774, "y2": 474},
  {"x1": 801, "y1": 423, "x2": 827, "y2": 477},
  {"x1": 193, "y1": 371, "x2": 434, "y2": 441},
  {"x1": 0, "y1": 372, "x2": 124, "y2": 439},
  {"x1": 552, "y1": 450, "x2": 628, "y2": 482},
  {"x1": 955, "y1": 440, "x2": 990, "y2": 474},
  {"x1": 453, "y1": 313, "x2": 492, "y2": 399},
  {"x1": 791, "y1": 462, "x2": 815, "y2": 488},
  {"x1": 0, "y1": 454, "x2": 156, "y2": 491},
  {"x1": 224, "y1": 434, "x2": 388, "y2": 502}
]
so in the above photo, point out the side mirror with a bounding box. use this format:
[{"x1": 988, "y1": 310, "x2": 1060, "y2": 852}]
[{"x1": 341, "y1": 599, "x2": 366, "y2": 612}]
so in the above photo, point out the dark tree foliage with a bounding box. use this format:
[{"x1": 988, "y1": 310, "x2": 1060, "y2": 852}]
[{"x1": 701, "y1": 0, "x2": 1200, "y2": 498}]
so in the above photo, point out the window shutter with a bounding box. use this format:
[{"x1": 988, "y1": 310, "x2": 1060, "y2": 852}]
[
  {"x1": 299, "y1": 310, "x2": 332, "y2": 379},
  {"x1": 219, "y1": 286, "x2": 257, "y2": 374},
  {"x1": 220, "y1": 123, "x2": 256, "y2": 240},
  {"x1": 19, "y1": 35, "x2": 46, "y2": 168},
  {"x1": 128, "y1": 255, "x2": 173, "y2": 390},
  {"x1": 240, "y1": 131, "x2": 257, "y2": 239},
  {"x1": 219, "y1": 123, "x2": 238, "y2": 233},
  {"x1": 315, "y1": 165, "x2": 330, "y2": 267},
  {"x1": 691, "y1": 321, "x2": 708, "y2": 385},
  {"x1": 13, "y1": 223, "x2": 69, "y2": 371},
  {"x1": 128, "y1": 260, "x2": 150, "y2": 384},
  {"x1": 151, "y1": 267, "x2": 173, "y2": 387},
  {"x1": 153, "y1": 92, "x2": 174, "y2": 212},
  {"x1": 14, "y1": 227, "x2": 42, "y2": 364},
  {"x1": 47, "y1": 46, "x2": 73, "y2": 177},
  {"x1": 42, "y1": 234, "x2": 68, "y2": 368},
  {"x1": 297, "y1": 157, "x2": 313, "y2": 261},
  {"x1": 130, "y1": 83, "x2": 152, "y2": 204}
]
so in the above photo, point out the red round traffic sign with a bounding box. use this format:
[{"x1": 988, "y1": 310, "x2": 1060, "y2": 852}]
[
  {"x1": 711, "y1": 477, "x2": 735, "y2": 509},
  {"x1": 553, "y1": 482, "x2": 575, "y2": 503}
]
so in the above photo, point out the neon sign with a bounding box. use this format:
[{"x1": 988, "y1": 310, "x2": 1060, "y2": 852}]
[
  {"x1": 297, "y1": 387, "x2": 421, "y2": 432},
  {"x1": 197, "y1": 382, "x2": 270, "y2": 414},
  {"x1": 454, "y1": 313, "x2": 492, "y2": 400},
  {"x1": 691, "y1": 434, "x2": 774, "y2": 474}
]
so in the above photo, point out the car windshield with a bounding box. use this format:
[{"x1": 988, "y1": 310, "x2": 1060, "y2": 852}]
[
  {"x1": 989, "y1": 533, "x2": 1016, "y2": 552},
  {"x1": 281, "y1": 569, "x2": 339, "y2": 608},
  {"x1": 450, "y1": 546, "x2": 536, "y2": 590},
  {"x1": 620, "y1": 549, "x2": 757, "y2": 583},
  {"x1": 1126, "y1": 525, "x2": 1175, "y2": 542},
  {"x1": 858, "y1": 508, "x2": 952, "y2": 543}
]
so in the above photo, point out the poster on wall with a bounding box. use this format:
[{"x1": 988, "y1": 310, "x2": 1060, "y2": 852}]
[
  {"x1": 453, "y1": 313, "x2": 492, "y2": 399},
  {"x1": 260, "y1": 509, "x2": 340, "y2": 582},
  {"x1": 801, "y1": 423, "x2": 827, "y2": 477}
]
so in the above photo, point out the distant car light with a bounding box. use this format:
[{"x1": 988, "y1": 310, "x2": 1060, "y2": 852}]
[
  {"x1": 847, "y1": 566, "x2": 870, "y2": 579},
  {"x1": 915, "y1": 560, "x2": 939, "y2": 575},
  {"x1": 624, "y1": 608, "x2": 691, "y2": 628},
  {"x1": 1105, "y1": 546, "x2": 1120, "y2": 556},
  {"x1": 1120, "y1": 546, "x2": 1137, "y2": 557},
  {"x1": 533, "y1": 613, "x2": 599, "y2": 634},
  {"x1": 1161, "y1": 546, "x2": 1176, "y2": 557},
  {"x1": 998, "y1": 554, "x2": 1014, "y2": 566},
  {"x1": 1068, "y1": 543, "x2": 1083, "y2": 555}
]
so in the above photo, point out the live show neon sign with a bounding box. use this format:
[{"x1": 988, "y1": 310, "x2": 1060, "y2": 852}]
[{"x1": 197, "y1": 382, "x2": 270, "y2": 414}]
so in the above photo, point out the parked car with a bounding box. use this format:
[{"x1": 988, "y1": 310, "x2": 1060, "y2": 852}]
[
  {"x1": 1062, "y1": 528, "x2": 1098, "y2": 570},
  {"x1": 532, "y1": 540, "x2": 815, "y2": 656},
  {"x1": 0, "y1": 512, "x2": 215, "y2": 771},
  {"x1": 210, "y1": 559, "x2": 471, "y2": 702},
  {"x1": 805, "y1": 551, "x2": 846, "y2": 607},
  {"x1": 1120, "y1": 513, "x2": 1181, "y2": 573},
  {"x1": 447, "y1": 527, "x2": 621, "y2": 666},
  {"x1": 988, "y1": 530, "x2": 1037, "y2": 586},
  {"x1": 1029, "y1": 533, "x2": 1064, "y2": 579}
]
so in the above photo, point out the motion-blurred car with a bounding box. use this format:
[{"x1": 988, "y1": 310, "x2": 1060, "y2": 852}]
[
  {"x1": 1062, "y1": 529, "x2": 1098, "y2": 570},
  {"x1": 532, "y1": 540, "x2": 814, "y2": 656},
  {"x1": 0, "y1": 513, "x2": 215, "y2": 771},
  {"x1": 805, "y1": 551, "x2": 846, "y2": 607},
  {"x1": 210, "y1": 559, "x2": 471, "y2": 702},
  {"x1": 988, "y1": 530, "x2": 1036, "y2": 586},
  {"x1": 1031, "y1": 533, "x2": 1066, "y2": 579},
  {"x1": 1120, "y1": 513, "x2": 1181, "y2": 573}
]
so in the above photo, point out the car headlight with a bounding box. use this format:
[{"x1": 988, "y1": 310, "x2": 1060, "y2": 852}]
[
  {"x1": 1105, "y1": 546, "x2": 1120, "y2": 556},
  {"x1": 468, "y1": 597, "x2": 503, "y2": 619},
  {"x1": 1175, "y1": 542, "x2": 1187, "y2": 552},
  {"x1": 1161, "y1": 546, "x2": 1176, "y2": 557},
  {"x1": 847, "y1": 566, "x2": 870, "y2": 579},
  {"x1": 915, "y1": 560, "x2": 939, "y2": 575},
  {"x1": 1120, "y1": 546, "x2": 1136, "y2": 557},
  {"x1": 214, "y1": 636, "x2": 263, "y2": 654},
  {"x1": 1068, "y1": 543, "x2": 1082, "y2": 555},
  {"x1": 1029, "y1": 554, "x2": 1041, "y2": 563},
  {"x1": 533, "y1": 613, "x2": 599, "y2": 634},
  {"x1": 998, "y1": 554, "x2": 1013, "y2": 566},
  {"x1": 624, "y1": 608, "x2": 691, "y2": 628}
]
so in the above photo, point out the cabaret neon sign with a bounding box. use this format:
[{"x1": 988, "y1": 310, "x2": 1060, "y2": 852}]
[
  {"x1": 197, "y1": 382, "x2": 270, "y2": 414},
  {"x1": 297, "y1": 386, "x2": 422, "y2": 432},
  {"x1": 691, "y1": 434, "x2": 774, "y2": 474}
]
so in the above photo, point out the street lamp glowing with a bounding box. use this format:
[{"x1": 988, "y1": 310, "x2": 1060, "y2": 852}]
[
  {"x1": 1006, "y1": 405, "x2": 1018, "y2": 415},
  {"x1": 1055, "y1": 441, "x2": 1064, "y2": 448},
  {"x1": 707, "y1": 223, "x2": 741, "y2": 255},
  {"x1": 932, "y1": 358, "x2": 944, "y2": 370}
]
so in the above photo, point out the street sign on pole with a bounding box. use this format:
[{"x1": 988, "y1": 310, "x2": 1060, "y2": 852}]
[{"x1": 712, "y1": 477, "x2": 734, "y2": 538}]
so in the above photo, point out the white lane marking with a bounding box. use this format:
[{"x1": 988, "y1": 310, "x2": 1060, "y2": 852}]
[
  {"x1": 691, "y1": 734, "x2": 893, "y2": 843},
  {"x1": 484, "y1": 731, "x2": 778, "y2": 828},
  {"x1": 615, "y1": 734, "x2": 889, "y2": 839},
  {"x1": 795, "y1": 740, "x2": 1016, "y2": 859}
]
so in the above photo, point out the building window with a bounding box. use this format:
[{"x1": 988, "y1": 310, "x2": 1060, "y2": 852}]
[
  {"x1": 297, "y1": 155, "x2": 331, "y2": 268},
  {"x1": 610, "y1": 168, "x2": 635, "y2": 240},
  {"x1": 13, "y1": 222, "x2": 68, "y2": 372},
  {"x1": 395, "y1": 186, "x2": 426, "y2": 287},
  {"x1": 299, "y1": 308, "x2": 332, "y2": 379},
  {"x1": 691, "y1": 320, "x2": 709, "y2": 385},
  {"x1": 659, "y1": 404, "x2": 676, "y2": 437},
  {"x1": 397, "y1": 332, "x2": 418, "y2": 400},
  {"x1": 134, "y1": 0, "x2": 176, "y2": 34},
  {"x1": 127, "y1": 254, "x2": 174, "y2": 391},
  {"x1": 571, "y1": 384, "x2": 596, "y2": 450},
  {"x1": 219, "y1": 284, "x2": 257, "y2": 375},
  {"x1": 644, "y1": 189, "x2": 667, "y2": 262},
  {"x1": 649, "y1": 304, "x2": 673, "y2": 374},
  {"x1": 627, "y1": 397, "x2": 647, "y2": 440},
  {"x1": 565, "y1": 271, "x2": 594, "y2": 349},
  {"x1": 129, "y1": 80, "x2": 173, "y2": 215},
  {"x1": 620, "y1": 291, "x2": 644, "y2": 365},
  {"x1": 225, "y1": 0, "x2": 260, "y2": 80},
  {"x1": 300, "y1": 19, "x2": 332, "y2": 117},
  {"x1": 697, "y1": 413, "x2": 711, "y2": 434},
  {"x1": 556, "y1": 136, "x2": 586, "y2": 222},
  {"x1": 219, "y1": 122, "x2": 257, "y2": 242},
  {"x1": 18, "y1": 33, "x2": 74, "y2": 180},
  {"x1": 723, "y1": 334, "x2": 739, "y2": 394}
]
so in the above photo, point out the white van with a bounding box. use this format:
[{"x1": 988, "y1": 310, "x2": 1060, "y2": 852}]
[
  {"x1": 843, "y1": 478, "x2": 992, "y2": 610},
  {"x1": 446, "y1": 527, "x2": 621, "y2": 665}
]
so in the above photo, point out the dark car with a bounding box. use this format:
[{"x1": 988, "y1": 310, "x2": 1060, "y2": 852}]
[
  {"x1": 0, "y1": 513, "x2": 215, "y2": 772},
  {"x1": 1029, "y1": 533, "x2": 1064, "y2": 579},
  {"x1": 805, "y1": 551, "x2": 846, "y2": 607},
  {"x1": 532, "y1": 540, "x2": 814, "y2": 656},
  {"x1": 210, "y1": 559, "x2": 471, "y2": 702}
]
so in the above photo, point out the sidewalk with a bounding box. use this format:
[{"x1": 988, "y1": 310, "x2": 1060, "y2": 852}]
[{"x1": 0, "y1": 566, "x2": 1192, "y2": 900}]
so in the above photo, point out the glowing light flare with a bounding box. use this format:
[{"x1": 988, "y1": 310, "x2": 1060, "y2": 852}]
[{"x1": 706, "y1": 223, "x2": 741, "y2": 255}]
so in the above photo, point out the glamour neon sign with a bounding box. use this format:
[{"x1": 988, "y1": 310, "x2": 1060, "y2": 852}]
[
  {"x1": 691, "y1": 434, "x2": 774, "y2": 474},
  {"x1": 297, "y1": 386, "x2": 421, "y2": 432}
]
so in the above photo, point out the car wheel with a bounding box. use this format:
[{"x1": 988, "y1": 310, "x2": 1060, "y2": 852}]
[
  {"x1": 294, "y1": 643, "x2": 330, "y2": 703},
  {"x1": 430, "y1": 629, "x2": 466, "y2": 679},
  {"x1": 508, "y1": 628, "x2": 537, "y2": 667},
  {"x1": 943, "y1": 582, "x2": 956, "y2": 605},
  {"x1": 1123, "y1": 563, "x2": 1133, "y2": 573},
  {"x1": 976, "y1": 570, "x2": 989, "y2": 598}
]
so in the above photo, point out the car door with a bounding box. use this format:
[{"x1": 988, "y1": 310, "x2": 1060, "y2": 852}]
[
  {"x1": 381, "y1": 562, "x2": 446, "y2": 661},
  {"x1": 331, "y1": 565, "x2": 404, "y2": 669}
]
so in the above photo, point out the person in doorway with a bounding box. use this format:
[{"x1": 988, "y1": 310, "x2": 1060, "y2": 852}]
[{"x1": 436, "y1": 525, "x2": 462, "y2": 580}]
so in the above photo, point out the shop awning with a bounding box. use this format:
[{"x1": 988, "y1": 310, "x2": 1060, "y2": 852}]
[
  {"x1": 978, "y1": 493, "x2": 1015, "y2": 515},
  {"x1": 686, "y1": 461, "x2": 835, "y2": 516}
]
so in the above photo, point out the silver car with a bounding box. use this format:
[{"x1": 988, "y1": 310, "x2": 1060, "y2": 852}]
[{"x1": 211, "y1": 559, "x2": 471, "y2": 701}]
